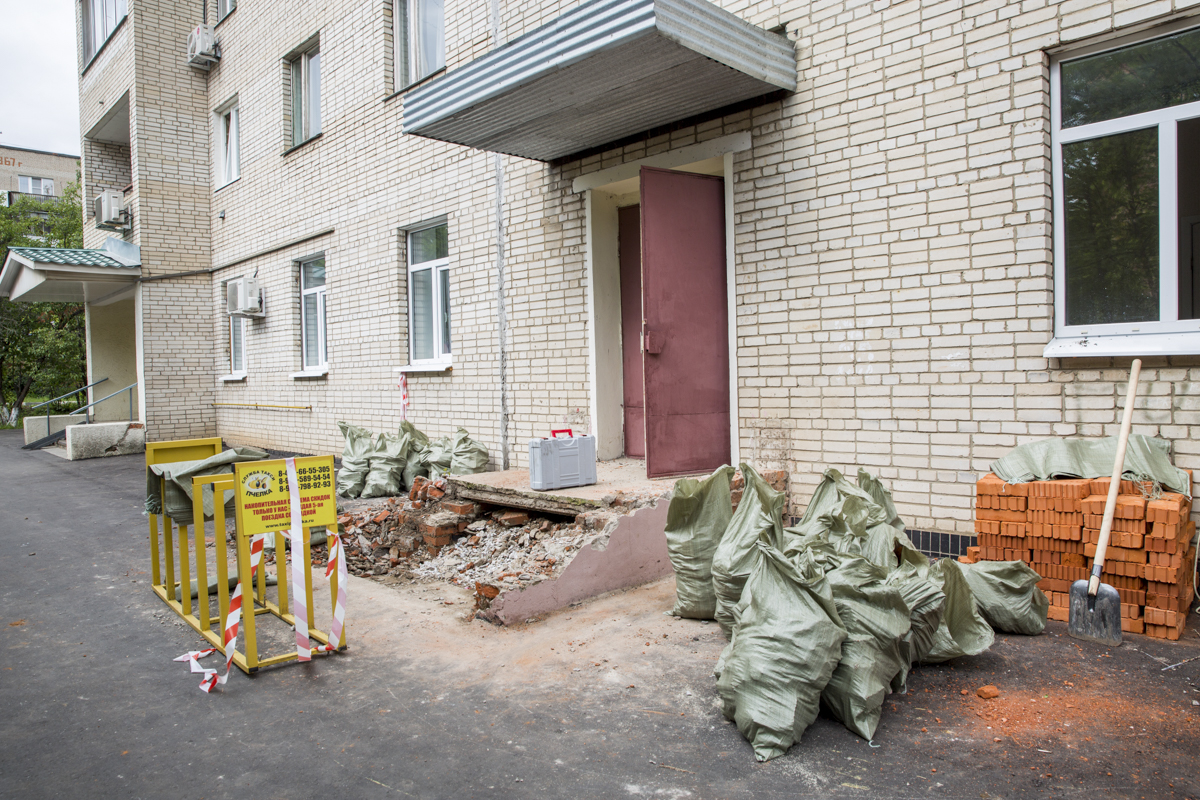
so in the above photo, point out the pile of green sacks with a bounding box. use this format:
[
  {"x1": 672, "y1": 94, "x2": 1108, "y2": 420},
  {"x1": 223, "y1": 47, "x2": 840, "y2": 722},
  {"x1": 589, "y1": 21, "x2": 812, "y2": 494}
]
[
  {"x1": 336, "y1": 421, "x2": 489, "y2": 499},
  {"x1": 665, "y1": 465, "x2": 1048, "y2": 761}
]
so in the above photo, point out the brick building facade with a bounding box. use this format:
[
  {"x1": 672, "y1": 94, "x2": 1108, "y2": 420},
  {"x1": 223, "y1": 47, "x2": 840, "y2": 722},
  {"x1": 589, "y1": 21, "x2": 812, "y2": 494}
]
[{"x1": 67, "y1": 0, "x2": 1200, "y2": 537}]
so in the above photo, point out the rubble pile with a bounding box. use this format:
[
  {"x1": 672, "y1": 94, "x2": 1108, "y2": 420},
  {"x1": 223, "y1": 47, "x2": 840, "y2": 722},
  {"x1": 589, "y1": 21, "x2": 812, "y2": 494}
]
[{"x1": 329, "y1": 476, "x2": 668, "y2": 612}]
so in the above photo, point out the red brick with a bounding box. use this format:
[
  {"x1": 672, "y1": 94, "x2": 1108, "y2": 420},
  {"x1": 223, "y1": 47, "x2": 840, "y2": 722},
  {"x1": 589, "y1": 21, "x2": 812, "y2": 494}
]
[
  {"x1": 426, "y1": 485, "x2": 445, "y2": 500},
  {"x1": 443, "y1": 500, "x2": 476, "y2": 515},
  {"x1": 497, "y1": 511, "x2": 529, "y2": 527},
  {"x1": 409, "y1": 476, "x2": 430, "y2": 501}
]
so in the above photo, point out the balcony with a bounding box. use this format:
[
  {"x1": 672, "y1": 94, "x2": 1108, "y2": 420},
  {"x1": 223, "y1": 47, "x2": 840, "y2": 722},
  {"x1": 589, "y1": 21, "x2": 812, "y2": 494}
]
[{"x1": 6, "y1": 191, "x2": 61, "y2": 206}]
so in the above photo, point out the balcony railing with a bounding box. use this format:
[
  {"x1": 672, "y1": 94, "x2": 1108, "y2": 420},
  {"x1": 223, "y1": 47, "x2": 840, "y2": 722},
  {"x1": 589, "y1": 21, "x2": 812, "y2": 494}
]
[{"x1": 5, "y1": 191, "x2": 60, "y2": 205}]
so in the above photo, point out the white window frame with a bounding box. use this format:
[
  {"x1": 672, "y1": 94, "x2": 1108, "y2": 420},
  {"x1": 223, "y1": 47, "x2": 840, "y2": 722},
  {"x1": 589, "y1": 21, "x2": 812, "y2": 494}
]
[
  {"x1": 18, "y1": 176, "x2": 54, "y2": 196},
  {"x1": 394, "y1": 0, "x2": 444, "y2": 90},
  {"x1": 289, "y1": 44, "x2": 322, "y2": 146},
  {"x1": 1049, "y1": 23, "x2": 1200, "y2": 356},
  {"x1": 228, "y1": 315, "x2": 247, "y2": 379},
  {"x1": 215, "y1": 102, "x2": 240, "y2": 187},
  {"x1": 299, "y1": 256, "x2": 328, "y2": 374},
  {"x1": 83, "y1": 0, "x2": 127, "y2": 63},
  {"x1": 406, "y1": 222, "x2": 451, "y2": 367},
  {"x1": 218, "y1": 0, "x2": 237, "y2": 20}
]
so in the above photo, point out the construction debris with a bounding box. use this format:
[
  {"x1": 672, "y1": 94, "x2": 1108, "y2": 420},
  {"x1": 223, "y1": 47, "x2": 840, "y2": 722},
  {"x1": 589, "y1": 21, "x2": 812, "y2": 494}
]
[
  {"x1": 336, "y1": 421, "x2": 489, "y2": 500},
  {"x1": 667, "y1": 464, "x2": 1046, "y2": 762},
  {"x1": 324, "y1": 477, "x2": 655, "y2": 612}
]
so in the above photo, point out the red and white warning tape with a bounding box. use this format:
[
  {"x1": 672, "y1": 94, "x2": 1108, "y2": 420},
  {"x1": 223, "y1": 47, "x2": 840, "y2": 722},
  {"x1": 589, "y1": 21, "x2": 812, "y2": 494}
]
[
  {"x1": 174, "y1": 531, "x2": 266, "y2": 692},
  {"x1": 175, "y1": 457, "x2": 348, "y2": 692}
]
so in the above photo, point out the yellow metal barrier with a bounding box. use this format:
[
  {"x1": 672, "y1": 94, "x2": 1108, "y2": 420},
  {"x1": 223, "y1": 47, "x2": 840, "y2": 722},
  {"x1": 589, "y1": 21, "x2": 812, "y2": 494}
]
[
  {"x1": 147, "y1": 437, "x2": 222, "y2": 615},
  {"x1": 148, "y1": 439, "x2": 346, "y2": 674}
]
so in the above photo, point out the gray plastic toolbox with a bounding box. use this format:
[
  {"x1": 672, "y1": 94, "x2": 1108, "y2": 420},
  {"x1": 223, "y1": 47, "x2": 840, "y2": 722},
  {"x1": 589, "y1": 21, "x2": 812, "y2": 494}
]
[{"x1": 529, "y1": 432, "x2": 597, "y2": 490}]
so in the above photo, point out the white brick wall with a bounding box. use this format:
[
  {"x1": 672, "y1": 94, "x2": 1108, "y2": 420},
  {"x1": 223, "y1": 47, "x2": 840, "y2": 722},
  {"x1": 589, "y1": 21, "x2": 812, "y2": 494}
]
[{"x1": 78, "y1": 0, "x2": 1200, "y2": 533}]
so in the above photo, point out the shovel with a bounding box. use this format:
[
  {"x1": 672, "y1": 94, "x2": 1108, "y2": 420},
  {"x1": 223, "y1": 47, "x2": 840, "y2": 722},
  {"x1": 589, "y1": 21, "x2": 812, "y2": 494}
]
[{"x1": 1068, "y1": 358, "x2": 1142, "y2": 647}]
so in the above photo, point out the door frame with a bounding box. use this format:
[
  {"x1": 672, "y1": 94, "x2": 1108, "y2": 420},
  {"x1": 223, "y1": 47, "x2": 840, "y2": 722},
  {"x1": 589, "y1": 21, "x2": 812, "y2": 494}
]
[{"x1": 575, "y1": 131, "x2": 749, "y2": 463}]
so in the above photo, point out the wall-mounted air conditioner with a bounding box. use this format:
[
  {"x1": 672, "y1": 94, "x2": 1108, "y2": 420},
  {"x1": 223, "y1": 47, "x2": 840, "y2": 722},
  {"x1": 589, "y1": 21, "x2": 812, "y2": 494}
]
[
  {"x1": 187, "y1": 24, "x2": 219, "y2": 69},
  {"x1": 227, "y1": 277, "x2": 264, "y2": 318},
  {"x1": 93, "y1": 190, "x2": 129, "y2": 231}
]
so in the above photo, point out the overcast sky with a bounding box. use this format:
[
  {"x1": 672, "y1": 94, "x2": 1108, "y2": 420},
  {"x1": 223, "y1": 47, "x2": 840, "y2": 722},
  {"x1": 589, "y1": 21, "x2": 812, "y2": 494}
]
[{"x1": 0, "y1": 0, "x2": 81, "y2": 156}]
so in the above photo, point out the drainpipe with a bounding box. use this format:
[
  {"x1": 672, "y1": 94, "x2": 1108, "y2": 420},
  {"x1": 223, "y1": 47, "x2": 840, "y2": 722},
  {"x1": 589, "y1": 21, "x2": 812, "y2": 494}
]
[{"x1": 491, "y1": 0, "x2": 510, "y2": 470}]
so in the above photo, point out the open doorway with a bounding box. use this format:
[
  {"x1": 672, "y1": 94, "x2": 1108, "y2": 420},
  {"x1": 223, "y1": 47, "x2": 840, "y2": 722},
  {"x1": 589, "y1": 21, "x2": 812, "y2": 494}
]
[{"x1": 594, "y1": 159, "x2": 733, "y2": 478}]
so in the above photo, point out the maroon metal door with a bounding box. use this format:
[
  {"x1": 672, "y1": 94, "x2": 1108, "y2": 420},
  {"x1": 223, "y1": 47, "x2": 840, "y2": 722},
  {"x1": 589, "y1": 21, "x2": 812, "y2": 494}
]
[
  {"x1": 618, "y1": 204, "x2": 645, "y2": 458},
  {"x1": 639, "y1": 166, "x2": 730, "y2": 478}
]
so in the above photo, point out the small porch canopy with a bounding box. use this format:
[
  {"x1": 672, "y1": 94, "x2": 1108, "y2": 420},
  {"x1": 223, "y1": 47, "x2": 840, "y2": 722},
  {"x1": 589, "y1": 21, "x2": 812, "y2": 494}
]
[
  {"x1": 0, "y1": 241, "x2": 141, "y2": 306},
  {"x1": 402, "y1": 0, "x2": 797, "y2": 161}
]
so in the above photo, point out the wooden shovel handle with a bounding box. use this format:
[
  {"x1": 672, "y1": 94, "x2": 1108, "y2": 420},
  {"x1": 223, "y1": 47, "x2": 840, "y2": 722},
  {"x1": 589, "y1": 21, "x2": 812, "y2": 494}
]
[{"x1": 1090, "y1": 359, "x2": 1142, "y2": 596}]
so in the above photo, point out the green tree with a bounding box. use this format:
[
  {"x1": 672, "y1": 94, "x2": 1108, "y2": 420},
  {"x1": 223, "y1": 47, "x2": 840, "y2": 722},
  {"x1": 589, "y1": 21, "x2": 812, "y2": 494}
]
[{"x1": 0, "y1": 173, "x2": 86, "y2": 425}]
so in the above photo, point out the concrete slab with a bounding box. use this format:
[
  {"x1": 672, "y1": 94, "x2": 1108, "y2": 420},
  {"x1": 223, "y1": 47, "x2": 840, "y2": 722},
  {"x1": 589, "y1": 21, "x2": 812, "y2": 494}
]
[
  {"x1": 487, "y1": 500, "x2": 674, "y2": 625},
  {"x1": 64, "y1": 420, "x2": 144, "y2": 459},
  {"x1": 448, "y1": 457, "x2": 679, "y2": 515},
  {"x1": 22, "y1": 413, "x2": 76, "y2": 445}
]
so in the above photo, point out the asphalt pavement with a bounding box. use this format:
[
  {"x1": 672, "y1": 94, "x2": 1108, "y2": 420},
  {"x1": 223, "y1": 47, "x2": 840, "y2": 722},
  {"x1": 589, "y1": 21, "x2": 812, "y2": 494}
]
[{"x1": 1, "y1": 429, "x2": 1199, "y2": 800}]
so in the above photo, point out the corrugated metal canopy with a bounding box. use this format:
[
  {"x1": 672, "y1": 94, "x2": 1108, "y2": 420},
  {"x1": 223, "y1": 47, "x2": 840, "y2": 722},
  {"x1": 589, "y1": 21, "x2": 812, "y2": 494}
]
[
  {"x1": 0, "y1": 245, "x2": 141, "y2": 305},
  {"x1": 8, "y1": 247, "x2": 132, "y2": 269},
  {"x1": 403, "y1": 0, "x2": 796, "y2": 161}
]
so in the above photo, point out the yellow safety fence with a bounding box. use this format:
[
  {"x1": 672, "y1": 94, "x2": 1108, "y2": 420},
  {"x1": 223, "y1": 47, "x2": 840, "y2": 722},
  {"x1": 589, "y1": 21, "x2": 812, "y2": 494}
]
[{"x1": 148, "y1": 438, "x2": 346, "y2": 674}]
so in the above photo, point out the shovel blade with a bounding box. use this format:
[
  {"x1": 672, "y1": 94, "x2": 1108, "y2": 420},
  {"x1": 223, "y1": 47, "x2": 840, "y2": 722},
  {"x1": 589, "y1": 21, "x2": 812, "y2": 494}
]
[{"x1": 1067, "y1": 579, "x2": 1123, "y2": 647}]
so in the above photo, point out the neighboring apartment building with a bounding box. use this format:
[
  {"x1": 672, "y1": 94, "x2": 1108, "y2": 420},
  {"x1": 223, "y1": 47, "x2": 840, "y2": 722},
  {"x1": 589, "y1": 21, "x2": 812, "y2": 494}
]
[
  {"x1": 0, "y1": 145, "x2": 79, "y2": 206},
  {"x1": 3, "y1": 0, "x2": 1199, "y2": 543}
]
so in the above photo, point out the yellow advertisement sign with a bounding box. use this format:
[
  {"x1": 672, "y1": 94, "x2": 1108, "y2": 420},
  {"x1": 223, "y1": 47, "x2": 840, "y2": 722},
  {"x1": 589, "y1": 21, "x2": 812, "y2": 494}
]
[{"x1": 233, "y1": 456, "x2": 338, "y2": 536}]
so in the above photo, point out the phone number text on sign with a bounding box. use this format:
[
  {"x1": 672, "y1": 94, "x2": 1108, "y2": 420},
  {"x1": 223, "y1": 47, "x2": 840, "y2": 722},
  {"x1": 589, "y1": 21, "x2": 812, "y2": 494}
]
[{"x1": 234, "y1": 456, "x2": 338, "y2": 535}]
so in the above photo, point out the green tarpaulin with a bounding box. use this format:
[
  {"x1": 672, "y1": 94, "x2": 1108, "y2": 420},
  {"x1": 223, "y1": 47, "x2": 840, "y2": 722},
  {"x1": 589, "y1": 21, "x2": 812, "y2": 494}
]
[
  {"x1": 146, "y1": 446, "x2": 269, "y2": 525},
  {"x1": 990, "y1": 434, "x2": 1190, "y2": 496}
]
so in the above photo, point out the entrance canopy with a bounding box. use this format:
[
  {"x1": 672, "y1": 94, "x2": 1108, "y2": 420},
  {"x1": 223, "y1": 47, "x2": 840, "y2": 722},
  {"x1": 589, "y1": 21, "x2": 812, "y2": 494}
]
[
  {"x1": 0, "y1": 239, "x2": 141, "y2": 306},
  {"x1": 402, "y1": 0, "x2": 796, "y2": 161}
]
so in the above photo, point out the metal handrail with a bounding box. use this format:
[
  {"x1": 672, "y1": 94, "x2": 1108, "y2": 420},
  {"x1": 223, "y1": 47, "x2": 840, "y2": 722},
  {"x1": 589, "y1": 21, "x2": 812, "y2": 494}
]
[
  {"x1": 69, "y1": 382, "x2": 138, "y2": 421},
  {"x1": 30, "y1": 377, "x2": 108, "y2": 411}
]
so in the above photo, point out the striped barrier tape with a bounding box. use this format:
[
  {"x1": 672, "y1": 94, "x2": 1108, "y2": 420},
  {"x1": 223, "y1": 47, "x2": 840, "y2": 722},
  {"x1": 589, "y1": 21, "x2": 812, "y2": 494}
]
[
  {"x1": 285, "y1": 458, "x2": 312, "y2": 661},
  {"x1": 284, "y1": 457, "x2": 348, "y2": 659},
  {"x1": 174, "y1": 531, "x2": 266, "y2": 693},
  {"x1": 175, "y1": 457, "x2": 347, "y2": 690}
]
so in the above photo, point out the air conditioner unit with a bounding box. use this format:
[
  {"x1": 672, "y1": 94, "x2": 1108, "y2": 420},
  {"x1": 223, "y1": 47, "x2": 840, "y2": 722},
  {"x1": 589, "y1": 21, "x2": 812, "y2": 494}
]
[
  {"x1": 93, "y1": 190, "x2": 129, "y2": 231},
  {"x1": 187, "y1": 24, "x2": 219, "y2": 69},
  {"x1": 227, "y1": 277, "x2": 264, "y2": 317}
]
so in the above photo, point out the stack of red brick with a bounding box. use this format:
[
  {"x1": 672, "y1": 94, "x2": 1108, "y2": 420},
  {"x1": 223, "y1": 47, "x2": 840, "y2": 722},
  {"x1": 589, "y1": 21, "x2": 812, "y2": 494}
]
[{"x1": 969, "y1": 473, "x2": 1196, "y2": 640}]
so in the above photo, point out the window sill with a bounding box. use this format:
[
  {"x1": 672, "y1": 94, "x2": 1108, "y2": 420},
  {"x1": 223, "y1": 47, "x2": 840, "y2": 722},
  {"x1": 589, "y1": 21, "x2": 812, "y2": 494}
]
[
  {"x1": 396, "y1": 362, "x2": 452, "y2": 374},
  {"x1": 384, "y1": 68, "x2": 448, "y2": 103},
  {"x1": 219, "y1": 373, "x2": 247, "y2": 383},
  {"x1": 1044, "y1": 332, "x2": 1200, "y2": 359},
  {"x1": 215, "y1": 177, "x2": 240, "y2": 193},
  {"x1": 291, "y1": 367, "x2": 329, "y2": 379},
  {"x1": 283, "y1": 132, "x2": 323, "y2": 157}
]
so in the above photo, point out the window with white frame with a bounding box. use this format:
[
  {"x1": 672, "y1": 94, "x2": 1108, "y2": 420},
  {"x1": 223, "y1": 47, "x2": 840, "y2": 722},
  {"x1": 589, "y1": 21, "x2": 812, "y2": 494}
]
[
  {"x1": 300, "y1": 256, "x2": 327, "y2": 370},
  {"x1": 18, "y1": 176, "x2": 54, "y2": 196},
  {"x1": 229, "y1": 314, "x2": 246, "y2": 376},
  {"x1": 289, "y1": 44, "x2": 322, "y2": 146},
  {"x1": 83, "y1": 0, "x2": 127, "y2": 63},
  {"x1": 393, "y1": 0, "x2": 444, "y2": 89},
  {"x1": 216, "y1": 103, "x2": 240, "y2": 187},
  {"x1": 218, "y1": 0, "x2": 237, "y2": 20},
  {"x1": 407, "y1": 223, "x2": 450, "y2": 364},
  {"x1": 1052, "y1": 25, "x2": 1200, "y2": 345}
]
